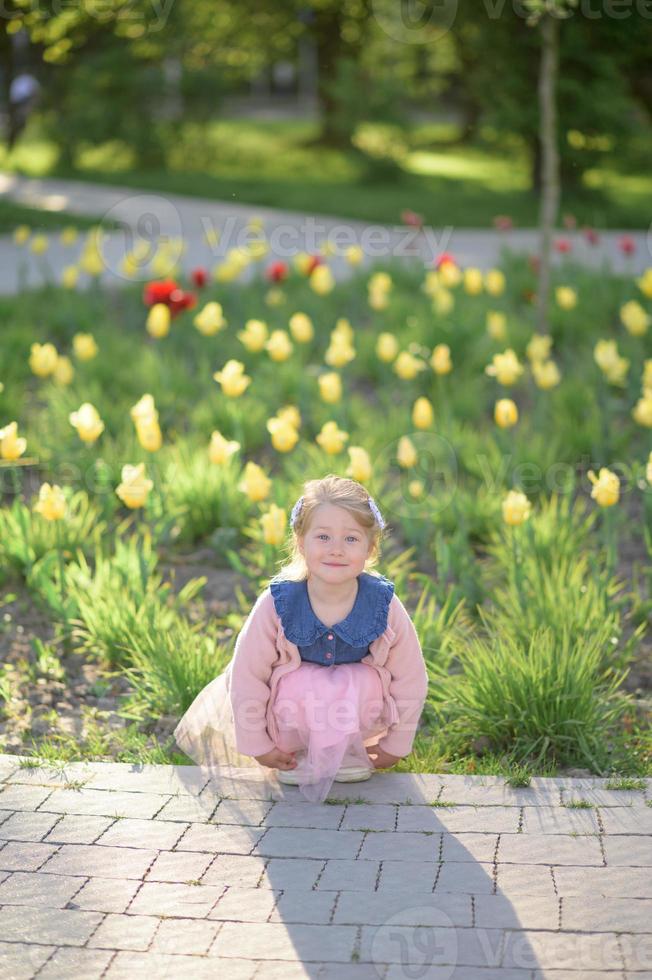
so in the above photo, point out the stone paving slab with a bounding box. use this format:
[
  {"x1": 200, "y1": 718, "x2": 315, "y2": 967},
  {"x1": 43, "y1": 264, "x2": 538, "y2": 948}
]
[{"x1": 0, "y1": 753, "x2": 649, "y2": 979}]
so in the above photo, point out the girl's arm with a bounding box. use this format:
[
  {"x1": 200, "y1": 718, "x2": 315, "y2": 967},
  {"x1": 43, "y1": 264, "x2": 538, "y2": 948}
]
[
  {"x1": 229, "y1": 590, "x2": 279, "y2": 757},
  {"x1": 376, "y1": 594, "x2": 429, "y2": 758}
]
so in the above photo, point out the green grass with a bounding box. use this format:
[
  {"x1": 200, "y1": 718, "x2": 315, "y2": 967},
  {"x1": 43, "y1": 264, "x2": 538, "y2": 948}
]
[{"x1": 1, "y1": 117, "x2": 651, "y2": 228}]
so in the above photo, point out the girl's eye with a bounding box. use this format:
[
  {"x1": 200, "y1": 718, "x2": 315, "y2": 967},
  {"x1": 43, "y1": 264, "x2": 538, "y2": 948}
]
[{"x1": 316, "y1": 533, "x2": 358, "y2": 542}]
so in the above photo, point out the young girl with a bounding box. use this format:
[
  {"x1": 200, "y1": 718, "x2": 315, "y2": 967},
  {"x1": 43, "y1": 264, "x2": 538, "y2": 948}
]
[{"x1": 174, "y1": 474, "x2": 429, "y2": 804}]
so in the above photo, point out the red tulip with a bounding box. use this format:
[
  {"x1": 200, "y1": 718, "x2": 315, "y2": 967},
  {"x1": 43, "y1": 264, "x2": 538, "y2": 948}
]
[
  {"x1": 554, "y1": 238, "x2": 572, "y2": 254},
  {"x1": 304, "y1": 254, "x2": 322, "y2": 275},
  {"x1": 618, "y1": 235, "x2": 635, "y2": 256},
  {"x1": 493, "y1": 215, "x2": 514, "y2": 231},
  {"x1": 168, "y1": 289, "x2": 197, "y2": 316},
  {"x1": 401, "y1": 209, "x2": 424, "y2": 228},
  {"x1": 143, "y1": 278, "x2": 178, "y2": 307},
  {"x1": 191, "y1": 267, "x2": 208, "y2": 288},
  {"x1": 266, "y1": 260, "x2": 289, "y2": 282},
  {"x1": 582, "y1": 226, "x2": 600, "y2": 246},
  {"x1": 434, "y1": 252, "x2": 457, "y2": 269}
]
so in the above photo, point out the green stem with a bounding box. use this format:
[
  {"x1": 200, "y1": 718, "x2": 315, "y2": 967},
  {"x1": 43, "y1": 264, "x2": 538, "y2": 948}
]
[
  {"x1": 11, "y1": 466, "x2": 32, "y2": 577},
  {"x1": 56, "y1": 519, "x2": 69, "y2": 651}
]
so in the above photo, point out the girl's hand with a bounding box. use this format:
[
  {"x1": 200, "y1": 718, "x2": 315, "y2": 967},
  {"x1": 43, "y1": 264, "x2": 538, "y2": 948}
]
[
  {"x1": 367, "y1": 746, "x2": 402, "y2": 769},
  {"x1": 254, "y1": 748, "x2": 297, "y2": 771}
]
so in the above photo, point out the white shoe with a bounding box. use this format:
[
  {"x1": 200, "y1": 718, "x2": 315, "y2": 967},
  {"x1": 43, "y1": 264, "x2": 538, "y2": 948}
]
[
  {"x1": 277, "y1": 764, "x2": 373, "y2": 785},
  {"x1": 276, "y1": 767, "x2": 302, "y2": 785},
  {"x1": 333, "y1": 765, "x2": 373, "y2": 783}
]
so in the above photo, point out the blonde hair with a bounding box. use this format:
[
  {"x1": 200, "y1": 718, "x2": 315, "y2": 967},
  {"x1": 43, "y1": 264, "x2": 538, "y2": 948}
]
[{"x1": 270, "y1": 474, "x2": 387, "y2": 583}]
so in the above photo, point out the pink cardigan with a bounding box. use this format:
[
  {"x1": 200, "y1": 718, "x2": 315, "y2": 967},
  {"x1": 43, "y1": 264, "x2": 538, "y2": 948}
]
[{"x1": 228, "y1": 586, "x2": 429, "y2": 758}]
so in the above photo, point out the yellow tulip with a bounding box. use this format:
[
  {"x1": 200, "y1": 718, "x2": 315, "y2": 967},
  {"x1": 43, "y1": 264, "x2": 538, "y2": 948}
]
[
  {"x1": 0, "y1": 421, "x2": 27, "y2": 461},
  {"x1": 121, "y1": 253, "x2": 141, "y2": 279},
  {"x1": 264, "y1": 287, "x2": 284, "y2": 307},
  {"x1": 369, "y1": 272, "x2": 392, "y2": 292},
  {"x1": 486, "y1": 311, "x2": 507, "y2": 341},
  {"x1": 526, "y1": 334, "x2": 553, "y2": 363},
  {"x1": 333, "y1": 318, "x2": 354, "y2": 342},
  {"x1": 368, "y1": 287, "x2": 389, "y2": 311},
  {"x1": 33, "y1": 483, "x2": 66, "y2": 521},
  {"x1": 294, "y1": 252, "x2": 313, "y2": 275},
  {"x1": 485, "y1": 349, "x2": 523, "y2": 386},
  {"x1": 620, "y1": 300, "x2": 650, "y2": 337},
  {"x1": 209, "y1": 430, "x2": 240, "y2": 464},
  {"x1": 636, "y1": 268, "x2": 652, "y2": 300},
  {"x1": 531, "y1": 359, "x2": 561, "y2": 390},
  {"x1": 318, "y1": 372, "x2": 342, "y2": 404},
  {"x1": 13, "y1": 225, "x2": 30, "y2": 245},
  {"x1": 494, "y1": 398, "x2": 518, "y2": 428},
  {"x1": 587, "y1": 467, "x2": 620, "y2": 507},
  {"x1": 79, "y1": 247, "x2": 103, "y2": 277},
  {"x1": 412, "y1": 397, "x2": 434, "y2": 429},
  {"x1": 346, "y1": 446, "x2": 372, "y2": 483},
  {"x1": 643, "y1": 359, "x2": 652, "y2": 389},
  {"x1": 60, "y1": 227, "x2": 78, "y2": 246},
  {"x1": 146, "y1": 303, "x2": 171, "y2": 339},
  {"x1": 136, "y1": 419, "x2": 162, "y2": 452},
  {"x1": 69, "y1": 403, "x2": 105, "y2": 444},
  {"x1": 463, "y1": 267, "x2": 483, "y2": 295},
  {"x1": 484, "y1": 269, "x2": 505, "y2": 296},
  {"x1": 53, "y1": 355, "x2": 74, "y2": 386},
  {"x1": 397, "y1": 435, "x2": 418, "y2": 469},
  {"x1": 30, "y1": 233, "x2": 48, "y2": 255},
  {"x1": 320, "y1": 239, "x2": 337, "y2": 257},
  {"x1": 594, "y1": 340, "x2": 629, "y2": 387},
  {"x1": 555, "y1": 286, "x2": 577, "y2": 310},
  {"x1": 265, "y1": 330, "x2": 293, "y2": 363},
  {"x1": 502, "y1": 490, "x2": 531, "y2": 525},
  {"x1": 310, "y1": 265, "x2": 335, "y2": 295},
  {"x1": 394, "y1": 351, "x2": 425, "y2": 380},
  {"x1": 261, "y1": 504, "x2": 287, "y2": 546},
  {"x1": 238, "y1": 461, "x2": 271, "y2": 502},
  {"x1": 438, "y1": 261, "x2": 461, "y2": 288},
  {"x1": 130, "y1": 393, "x2": 158, "y2": 426},
  {"x1": 408, "y1": 480, "x2": 424, "y2": 498},
  {"x1": 194, "y1": 302, "x2": 226, "y2": 337},
  {"x1": 277, "y1": 405, "x2": 301, "y2": 430},
  {"x1": 247, "y1": 238, "x2": 269, "y2": 261},
  {"x1": 213, "y1": 360, "x2": 251, "y2": 398},
  {"x1": 29, "y1": 342, "x2": 58, "y2": 378},
  {"x1": 646, "y1": 450, "x2": 652, "y2": 485},
  {"x1": 237, "y1": 319, "x2": 268, "y2": 352},
  {"x1": 61, "y1": 265, "x2": 79, "y2": 289},
  {"x1": 325, "y1": 338, "x2": 355, "y2": 369},
  {"x1": 266, "y1": 416, "x2": 300, "y2": 453},
  {"x1": 433, "y1": 288, "x2": 454, "y2": 316},
  {"x1": 289, "y1": 313, "x2": 314, "y2": 343},
  {"x1": 345, "y1": 245, "x2": 364, "y2": 266},
  {"x1": 116, "y1": 463, "x2": 153, "y2": 509},
  {"x1": 72, "y1": 333, "x2": 98, "y2": 361},
  {"x1": 632, "y1": 394, "x2": 652, "y2": 427},
  {"x1": 316, "y1": 421, "x2": 349, "y2": 455},
  {"x1": 376, "y1": 332, "x2": 399, "y2": 363},
  {"x1": 203, "y1": 228, "x2": 220, "y2": 249},
  {"x1": 431, "y1": 343, "x2": 452, "y2": 375}
]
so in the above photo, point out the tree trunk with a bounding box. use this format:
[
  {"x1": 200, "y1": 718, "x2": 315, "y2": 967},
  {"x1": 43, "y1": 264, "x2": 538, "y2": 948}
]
[
  {"x1": 313, "y1": 6, "x2": 349, "y2": 146},
  {"x1": 536, "y1": 13, "x2": 560, "y2": 335}
]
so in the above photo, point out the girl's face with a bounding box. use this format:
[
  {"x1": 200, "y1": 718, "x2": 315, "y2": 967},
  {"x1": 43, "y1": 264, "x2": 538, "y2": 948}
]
[{"x1": 298, "y1": 502, "x2": 373, "y2": 583}]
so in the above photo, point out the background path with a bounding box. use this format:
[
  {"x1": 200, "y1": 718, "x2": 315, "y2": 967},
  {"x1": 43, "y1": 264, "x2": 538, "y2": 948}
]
[{"x1": 1, "y1": 174, "x2": 650, "y2": 295}]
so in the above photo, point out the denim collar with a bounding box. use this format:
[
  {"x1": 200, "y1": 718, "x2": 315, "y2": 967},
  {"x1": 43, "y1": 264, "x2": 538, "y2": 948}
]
[{"x1": 269, "y1": 571, "x2": 395, "y2": 647}]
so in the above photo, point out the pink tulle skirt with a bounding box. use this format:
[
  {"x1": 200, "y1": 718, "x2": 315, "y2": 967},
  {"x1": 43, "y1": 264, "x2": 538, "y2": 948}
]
[{"x1": 270, "y1": 660, "x2": 386, "y2": 804}]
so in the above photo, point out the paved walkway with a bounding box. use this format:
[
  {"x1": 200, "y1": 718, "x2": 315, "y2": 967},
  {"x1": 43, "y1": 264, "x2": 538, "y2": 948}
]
[
  {"x1": 0, "y1": 173, "x2": 650, "y2": 295},
  {"x1": 0, "y1": 754, "x2": 650, "y2": 979}
]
